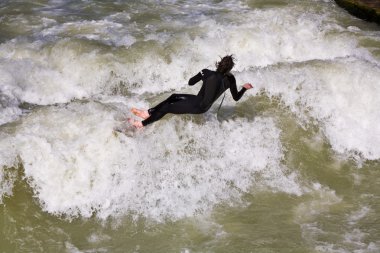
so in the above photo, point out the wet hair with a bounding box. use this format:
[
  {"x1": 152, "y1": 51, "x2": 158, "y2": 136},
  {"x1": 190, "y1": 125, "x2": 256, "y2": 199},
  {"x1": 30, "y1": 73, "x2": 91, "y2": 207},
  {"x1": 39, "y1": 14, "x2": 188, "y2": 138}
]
[{"x1": 215, "y1": 55, "x2": 235, "y2": 74}]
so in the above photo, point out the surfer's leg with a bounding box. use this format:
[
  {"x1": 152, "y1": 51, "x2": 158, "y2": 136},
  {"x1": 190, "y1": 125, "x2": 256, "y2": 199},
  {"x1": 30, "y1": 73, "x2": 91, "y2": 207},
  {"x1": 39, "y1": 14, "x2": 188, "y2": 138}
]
[
  {"x1": 129, "y1": 94, "x2": 185, "y2": 126},
  {"x1": 147, "y1": 94, "x2": 188, "y2": 115},
  {"x1": 130, "y1": 94, "x2": 183, "y2": 121},
  {"x1": 141, "y1": 94, "x2": 199, "y2": 126},
  {"x1": 164, "y1": 95, "x2": 202, "y2": 114},
  {"x1": 141, "y1": 106, "x2": 169, "y2": 126}
]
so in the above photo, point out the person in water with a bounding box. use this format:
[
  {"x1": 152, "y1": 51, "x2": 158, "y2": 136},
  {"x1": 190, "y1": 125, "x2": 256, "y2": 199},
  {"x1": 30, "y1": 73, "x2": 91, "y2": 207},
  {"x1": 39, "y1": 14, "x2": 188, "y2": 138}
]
[{"x1": 128, "y1": 55, "x2": 253, "y2": 128}]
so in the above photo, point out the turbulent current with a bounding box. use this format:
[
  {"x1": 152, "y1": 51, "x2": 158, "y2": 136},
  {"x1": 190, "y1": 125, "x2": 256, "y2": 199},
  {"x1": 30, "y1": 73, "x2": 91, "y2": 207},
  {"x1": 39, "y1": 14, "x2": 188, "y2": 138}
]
[{"x1": 1, "y1": 0, "x2": 380, "y2": 252}]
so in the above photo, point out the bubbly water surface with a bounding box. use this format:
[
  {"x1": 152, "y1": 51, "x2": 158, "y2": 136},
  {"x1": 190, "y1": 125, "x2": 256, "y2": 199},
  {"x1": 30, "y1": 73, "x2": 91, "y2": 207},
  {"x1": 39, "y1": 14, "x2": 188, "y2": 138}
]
[{"x1": 1, "y1": 0, "x2": 380, "y2": 252}]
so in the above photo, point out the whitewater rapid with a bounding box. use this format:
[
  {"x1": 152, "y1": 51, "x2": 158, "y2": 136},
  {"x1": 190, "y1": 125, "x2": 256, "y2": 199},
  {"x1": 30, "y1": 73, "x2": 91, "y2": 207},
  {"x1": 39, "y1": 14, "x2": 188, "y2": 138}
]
[{"x1": 1, "y1": 0, "x2": 380, "y2": 223}]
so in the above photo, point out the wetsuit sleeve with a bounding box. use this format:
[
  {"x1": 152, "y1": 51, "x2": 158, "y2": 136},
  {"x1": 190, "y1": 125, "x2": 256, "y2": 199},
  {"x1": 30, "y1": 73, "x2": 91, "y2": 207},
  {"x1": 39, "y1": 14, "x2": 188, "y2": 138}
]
[
  {"x1": 188, "y1": 72, "x2": 203, "y2": 86},
  {"x1": 228, "y1": 75, "x2": 247, "y2": 101},
  {"x1": 188, "y1": 69, "x2": 210, "y2": 86}
]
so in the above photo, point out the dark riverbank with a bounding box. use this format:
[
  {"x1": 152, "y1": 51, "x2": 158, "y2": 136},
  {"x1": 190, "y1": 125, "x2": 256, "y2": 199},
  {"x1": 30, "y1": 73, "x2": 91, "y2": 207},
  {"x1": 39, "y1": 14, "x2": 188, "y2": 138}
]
[{"x1": 335, "y1": 0, "x2": 380, "y2": 25}]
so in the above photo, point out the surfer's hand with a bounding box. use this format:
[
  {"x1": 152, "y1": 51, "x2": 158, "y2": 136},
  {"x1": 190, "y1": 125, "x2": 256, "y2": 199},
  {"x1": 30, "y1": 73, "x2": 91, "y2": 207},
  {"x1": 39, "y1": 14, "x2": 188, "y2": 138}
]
[{"x1": 243, "y1": 83, "x2": 253, "y2": 89}]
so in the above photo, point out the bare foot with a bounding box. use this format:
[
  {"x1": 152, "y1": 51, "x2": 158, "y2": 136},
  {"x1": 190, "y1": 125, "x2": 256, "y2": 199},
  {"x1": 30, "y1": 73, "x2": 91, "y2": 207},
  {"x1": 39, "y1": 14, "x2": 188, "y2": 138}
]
[
  {"x1": 127, "y1": 118, "x2": 144, "y2": 129},
  {"x1": 131, "y1": 108, "x2": 149, "y2": 119}
]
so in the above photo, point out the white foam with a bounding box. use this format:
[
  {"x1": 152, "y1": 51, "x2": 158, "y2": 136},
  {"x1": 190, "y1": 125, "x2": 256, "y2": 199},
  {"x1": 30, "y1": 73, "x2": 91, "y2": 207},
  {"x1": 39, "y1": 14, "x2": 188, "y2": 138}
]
[
  {"x1": 315, "y1": 244, "x2": 348, "y2": 253},
  {"x1": 0, "y1": 167, "x2": 15, "y2": 204},
  {"x1": 0, "y1": 102, "x2": 302, "y2": 220},
  {"x1": 0, "y1": 105, "x2": 22, "y2": 126},
  {"x1": 347, "y1": 207, "x2": 370, "y2": 225},
  {"x1": 0, "y1": 66, "x2": 22, "y2": 125},
  {"x1": 0, "y1": 39, "x2": 128, "y2": 109},
  {"x1": 239, "y1": 57, "x2": 380, "y2": 160},
  {"x1": 295, "y1": 183, "x2": 342, "y2": 224},
  {"x1": 40, "y1": 20, "x2": 136, "y2": 47},
  {"x1": 87, "y1": 233, "x2": 111, "y2": 244},
  {"x1": 0, "y1": 0, "x2": 374, "y2": 131},
  {"x1": 296, "y1": 189, "x2": 379, "y2": 253},
  {"x1": 0, "y1": 14, "x2": 57, "y2": 36},
  {"x1": 0, "y1": 132, "x2": 18, "y2": 203},
  {"x1": 1, "y1": 0, "x2": 367, "y2": 106}
]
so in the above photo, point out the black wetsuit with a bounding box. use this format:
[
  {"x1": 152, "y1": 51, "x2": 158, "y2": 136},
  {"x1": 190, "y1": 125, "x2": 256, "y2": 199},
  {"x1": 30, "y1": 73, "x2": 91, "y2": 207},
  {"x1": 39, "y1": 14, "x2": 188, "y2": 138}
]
[{"x1": 142, "y1": 69, "x2": 247, "y2": 126}]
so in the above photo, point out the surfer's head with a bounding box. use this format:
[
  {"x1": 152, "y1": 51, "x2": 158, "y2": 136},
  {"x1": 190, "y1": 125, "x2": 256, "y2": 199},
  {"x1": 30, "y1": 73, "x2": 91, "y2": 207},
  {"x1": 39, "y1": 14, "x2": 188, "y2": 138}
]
[{"x1": 216, "y1": 55, "x2": 235, "y2": 74}]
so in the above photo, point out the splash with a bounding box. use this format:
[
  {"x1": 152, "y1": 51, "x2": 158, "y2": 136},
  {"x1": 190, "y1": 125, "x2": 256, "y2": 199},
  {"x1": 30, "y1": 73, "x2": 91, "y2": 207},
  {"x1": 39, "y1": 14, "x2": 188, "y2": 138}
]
[{"x1": 0, "y1": 102, "x2": 302, "y2": 220}]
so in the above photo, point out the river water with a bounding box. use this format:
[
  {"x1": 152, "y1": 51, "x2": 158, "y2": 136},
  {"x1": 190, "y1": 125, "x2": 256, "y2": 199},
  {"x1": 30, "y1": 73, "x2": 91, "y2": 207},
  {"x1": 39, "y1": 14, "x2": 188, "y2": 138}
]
[{"x1": 1, "y1": 0, "x2": 380, "y2": 252}]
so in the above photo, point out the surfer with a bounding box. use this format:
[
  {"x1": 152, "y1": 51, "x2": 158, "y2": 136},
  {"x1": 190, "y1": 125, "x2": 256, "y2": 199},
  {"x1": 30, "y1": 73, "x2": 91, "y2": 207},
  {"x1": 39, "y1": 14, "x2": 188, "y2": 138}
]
[{"x1": 128, "y1": 55, "x2": 253, "y2": 128}]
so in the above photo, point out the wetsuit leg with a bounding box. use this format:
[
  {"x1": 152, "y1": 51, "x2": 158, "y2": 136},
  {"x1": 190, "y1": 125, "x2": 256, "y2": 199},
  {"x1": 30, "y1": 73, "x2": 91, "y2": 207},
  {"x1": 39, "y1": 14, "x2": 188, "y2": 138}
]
[
  {"x1": 147, "y1": 94, "x2": 188, "y2": 115},
  {"x1": 142, "y1": 93, "x2": 202, "y2": 126}
]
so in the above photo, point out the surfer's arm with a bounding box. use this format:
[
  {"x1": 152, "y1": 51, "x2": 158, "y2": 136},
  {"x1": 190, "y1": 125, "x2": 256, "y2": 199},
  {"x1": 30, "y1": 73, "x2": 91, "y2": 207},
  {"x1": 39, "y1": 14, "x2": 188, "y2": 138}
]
[
  {"x1": 229, "y1": 75, "x2": 249, "y2": 101},
  {"x1": 188, "y1": 69, "x2": 210, "y2": 86},
  {"x1": 188, "y1": 72, "x2": 202, "y2": 86}
]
